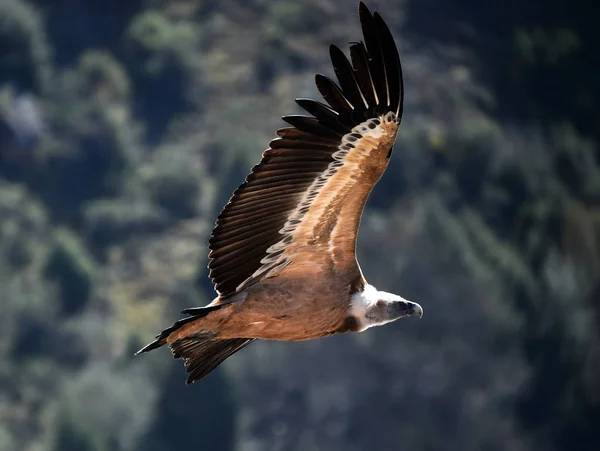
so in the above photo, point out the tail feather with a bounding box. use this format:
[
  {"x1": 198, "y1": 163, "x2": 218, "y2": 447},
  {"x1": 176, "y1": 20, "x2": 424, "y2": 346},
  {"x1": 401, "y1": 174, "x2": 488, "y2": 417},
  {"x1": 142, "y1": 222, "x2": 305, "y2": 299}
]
[
  {"x1": 172, "y1": 336, "x2": 256, "y2": 384},
  {"x1": 135, "y1": 301, "x2": 255, "y2": 383},
  {"x1": 134, "y1": 303, "x2": 227, "y2": 355}
]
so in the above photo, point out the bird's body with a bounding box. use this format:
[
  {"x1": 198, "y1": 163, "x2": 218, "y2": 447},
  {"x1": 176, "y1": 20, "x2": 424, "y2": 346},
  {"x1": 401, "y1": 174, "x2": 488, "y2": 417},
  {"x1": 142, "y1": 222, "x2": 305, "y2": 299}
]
[
  {"x1": 137, "y1": 2, "x2": 423, "y2": 384},
  {"x1": 169, "y1": 275, "x2": 353, "y2": 343}
]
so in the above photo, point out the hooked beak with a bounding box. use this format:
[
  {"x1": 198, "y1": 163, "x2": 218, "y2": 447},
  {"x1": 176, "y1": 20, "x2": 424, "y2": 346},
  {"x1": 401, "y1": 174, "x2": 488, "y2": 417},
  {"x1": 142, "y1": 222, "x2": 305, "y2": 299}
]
[{"x1": 400, "y1": 300, "x2": 423, "y2": 319}]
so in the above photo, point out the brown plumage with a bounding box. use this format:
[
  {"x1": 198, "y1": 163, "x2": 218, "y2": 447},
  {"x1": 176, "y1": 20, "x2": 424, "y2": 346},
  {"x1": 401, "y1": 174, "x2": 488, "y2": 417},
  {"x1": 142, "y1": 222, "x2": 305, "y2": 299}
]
[{"x1": 136, "y1": 1, "x2": 423, "y2": 385}]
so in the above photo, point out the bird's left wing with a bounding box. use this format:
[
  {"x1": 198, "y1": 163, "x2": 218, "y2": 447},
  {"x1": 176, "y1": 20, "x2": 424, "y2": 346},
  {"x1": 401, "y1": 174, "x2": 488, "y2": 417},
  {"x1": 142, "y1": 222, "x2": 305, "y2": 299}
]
[{"x1": 208, "y1": 2, "x2": 403, "y2": 296}]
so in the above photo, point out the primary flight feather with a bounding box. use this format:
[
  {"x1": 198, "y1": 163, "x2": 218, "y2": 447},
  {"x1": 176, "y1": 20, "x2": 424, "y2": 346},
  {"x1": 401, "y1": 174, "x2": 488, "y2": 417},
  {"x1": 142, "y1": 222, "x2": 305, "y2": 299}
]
[{"x1": 136, "y1": 1, "x2": 423, "y2": 384}]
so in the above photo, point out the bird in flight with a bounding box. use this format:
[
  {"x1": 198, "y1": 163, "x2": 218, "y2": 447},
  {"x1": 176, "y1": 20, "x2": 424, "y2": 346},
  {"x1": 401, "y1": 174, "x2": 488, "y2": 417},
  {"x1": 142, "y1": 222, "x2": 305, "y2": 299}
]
[{"x1": 136, "y1": 1, "x2": 423, "y2": 384}]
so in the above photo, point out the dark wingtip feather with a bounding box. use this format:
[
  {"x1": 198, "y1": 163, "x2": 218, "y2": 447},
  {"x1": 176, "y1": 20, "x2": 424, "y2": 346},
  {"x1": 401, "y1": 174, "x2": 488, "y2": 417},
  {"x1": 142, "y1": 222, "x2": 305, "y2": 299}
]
[
  {"x1": 358, "y1": 1, "x2": 371, "y2": 17},
  {"x1": 373, "y1": 11, "x2": 403, "y2": 119},
  {"x1": 314, "y1": 74, "x2": 354, "y2": 127},
  {"x1": 329, "y1": 45, "x2": 367, "y2": 115},
  {"x1": 300, "y1": 1, "x2": 403, "y2": 126},
  {"x1": 282, "y1": 115, "x2": 342, "y2": 140},
  {"x1": 349, "y1": 41, "x2": 377, "y2": 107},
  {"x1": 294, "y1": 98, "x2": 348, "y2": 135}
]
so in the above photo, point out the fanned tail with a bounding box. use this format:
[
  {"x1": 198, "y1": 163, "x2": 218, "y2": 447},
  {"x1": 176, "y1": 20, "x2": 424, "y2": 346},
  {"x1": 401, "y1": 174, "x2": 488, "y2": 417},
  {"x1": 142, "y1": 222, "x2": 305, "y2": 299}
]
[
  {"x1": 171, "y1": 336, "x2": 256, "y2": 384},
  {"x1": 135, "y1": 301, "x2": 255, "y2": 383}
]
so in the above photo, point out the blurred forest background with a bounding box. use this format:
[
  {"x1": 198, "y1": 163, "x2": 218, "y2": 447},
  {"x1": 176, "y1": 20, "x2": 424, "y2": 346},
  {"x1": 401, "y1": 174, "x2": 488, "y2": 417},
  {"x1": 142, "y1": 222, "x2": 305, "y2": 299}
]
[{"x1": 0, "y1": 0, "x2": 598, "y2": 450}]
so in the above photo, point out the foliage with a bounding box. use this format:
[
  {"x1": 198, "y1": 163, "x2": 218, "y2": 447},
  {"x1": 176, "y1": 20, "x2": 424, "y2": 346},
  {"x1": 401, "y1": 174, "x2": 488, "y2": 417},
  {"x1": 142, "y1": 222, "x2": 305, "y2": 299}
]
[
  {"x1": 0, "y1": 0, "x2": 598, "y2": 450},
  {"x1": 43, "y1": 229, "x2": 96, "y2": 316}
]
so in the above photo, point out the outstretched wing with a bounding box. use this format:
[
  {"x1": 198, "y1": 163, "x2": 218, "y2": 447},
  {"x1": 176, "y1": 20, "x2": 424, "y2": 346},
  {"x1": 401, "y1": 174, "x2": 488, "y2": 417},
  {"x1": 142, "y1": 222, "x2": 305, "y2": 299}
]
[{"x1": 208, "y1": 2, "x2": 403, "y2": 297}]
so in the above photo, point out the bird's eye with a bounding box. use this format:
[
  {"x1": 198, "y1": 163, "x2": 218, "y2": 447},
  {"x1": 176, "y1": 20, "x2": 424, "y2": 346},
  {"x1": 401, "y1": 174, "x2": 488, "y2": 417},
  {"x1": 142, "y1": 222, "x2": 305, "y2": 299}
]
[{"x1": 376, "y1": 300, "x2": 385, "y2": 307}]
